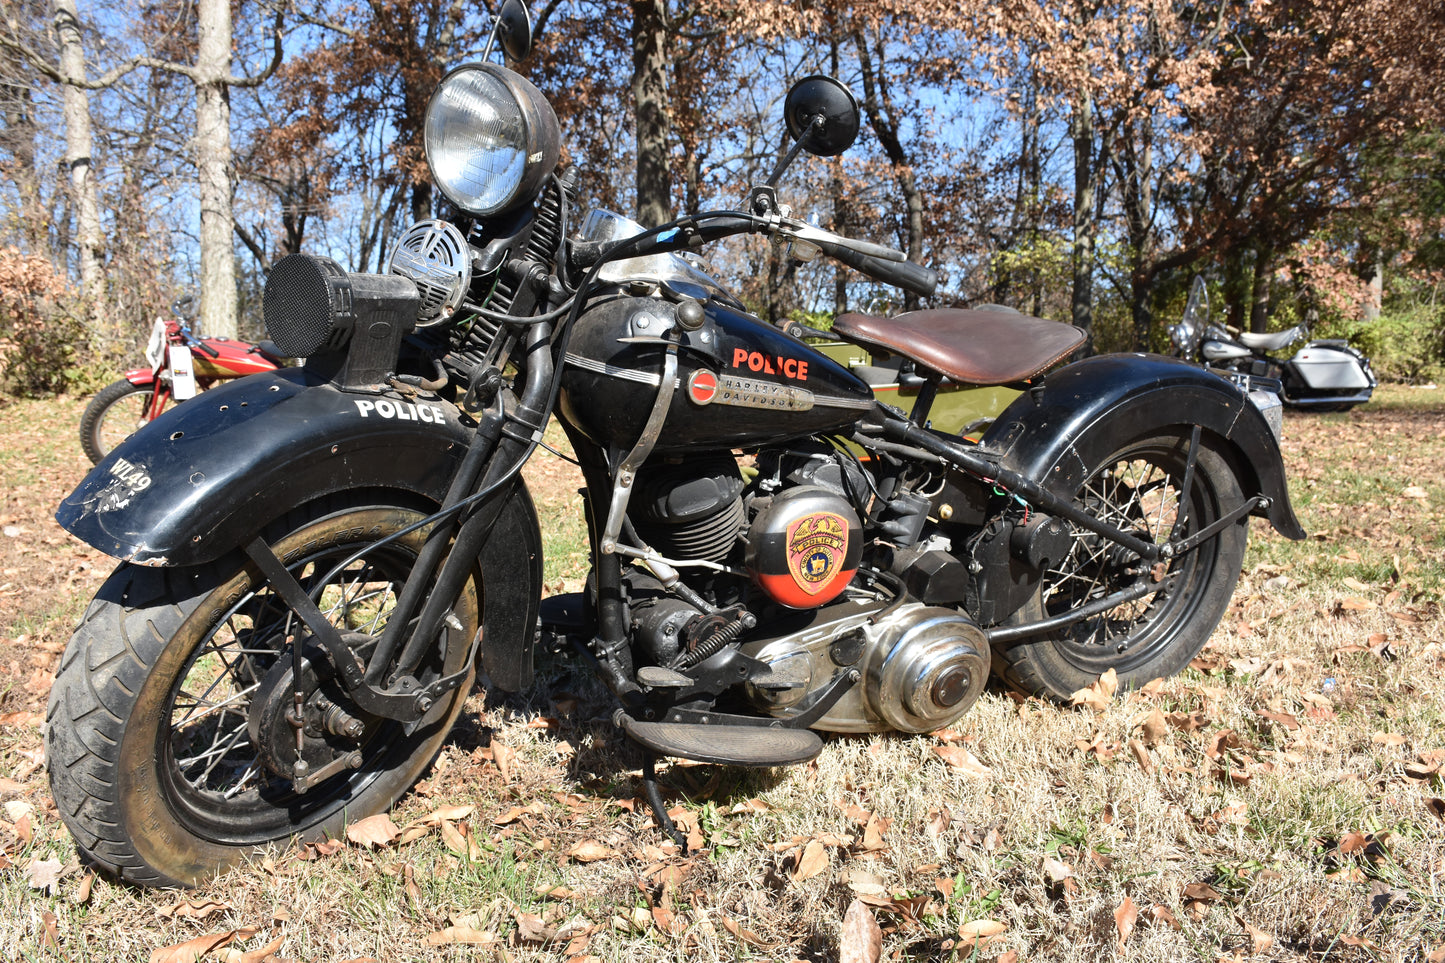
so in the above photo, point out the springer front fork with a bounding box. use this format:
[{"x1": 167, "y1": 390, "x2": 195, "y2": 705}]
[{"x1": 240, "y1": 323, "x2": 556, "y2": 759}]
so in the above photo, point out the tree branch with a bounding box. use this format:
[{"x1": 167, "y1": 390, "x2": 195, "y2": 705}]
[
  {"x1": 227, "y1": 9, "x2": 286, "y2": 88},
  {"x1": 0, "y1": 26, "x2": 149, "y2": 88}
]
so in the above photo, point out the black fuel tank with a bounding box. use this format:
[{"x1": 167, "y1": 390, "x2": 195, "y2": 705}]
[{"x1": 558, "y1": 296, "x2": 874, "y2": 452}]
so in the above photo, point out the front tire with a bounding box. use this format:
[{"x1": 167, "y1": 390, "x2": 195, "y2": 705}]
[
  {"x1": 995, "y1": 432, "x2": 1248, "y2": 700},
  {"x1": 45, "y1": 499, "x2": 479, "y2": 886},
  {"x1": 80, "y1": 379, "x2": 162, "y2": 464}
]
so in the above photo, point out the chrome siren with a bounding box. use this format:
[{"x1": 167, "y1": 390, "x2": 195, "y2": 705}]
[{"x1": 386, "y1": 220, "x2": 472, "y2": 325}]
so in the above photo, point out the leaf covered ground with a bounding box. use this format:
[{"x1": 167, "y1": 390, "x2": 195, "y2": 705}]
[{"x1": 0, "y1": 386, "x2": 1442, "y2": 962}]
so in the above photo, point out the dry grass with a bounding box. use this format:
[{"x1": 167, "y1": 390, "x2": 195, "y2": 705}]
[{"x1": 0, "y1": 386, "x2": 1442, "y2": 962}]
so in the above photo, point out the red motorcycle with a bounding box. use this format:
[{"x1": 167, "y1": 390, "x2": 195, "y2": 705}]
[{"x1": 79, "y1": 298, "x2": 286, "y2": 463}]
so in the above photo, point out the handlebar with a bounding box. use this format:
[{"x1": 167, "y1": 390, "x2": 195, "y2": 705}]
[
  {"x1": 174, "y1": 323, "x2": 221, "y2": 358},
  {"x1": 808, "y1": 238, "x2": 938, "y2": 298},
  {"x1": 577, "y1": 211, "x2": 938, "y2": 299}
]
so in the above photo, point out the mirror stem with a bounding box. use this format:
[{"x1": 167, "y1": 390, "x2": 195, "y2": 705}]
[{"x1": 766, "y1": 115, "x2": 823, "y2": 188}]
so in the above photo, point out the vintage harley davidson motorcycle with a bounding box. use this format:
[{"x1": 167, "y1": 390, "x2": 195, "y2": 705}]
[{"x1": 45, "y1": 1, "x2": 1303, "y2": 887}]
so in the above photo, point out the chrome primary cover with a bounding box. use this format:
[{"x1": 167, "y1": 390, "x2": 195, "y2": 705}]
[
  {"x1": 386, "y1": 220, "x2": 473, "y2": 325},
  {"x1": 741, "y1": 599, "x2": 987, "y2": 733}
]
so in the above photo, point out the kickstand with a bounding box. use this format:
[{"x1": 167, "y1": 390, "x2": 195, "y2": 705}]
[{"x1": 642, "y1": 751, "x2": 689, "y2": 855}]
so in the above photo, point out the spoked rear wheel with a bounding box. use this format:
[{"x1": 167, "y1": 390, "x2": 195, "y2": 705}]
[
  {"x1": 45, "y1": 499, "x2": 478, "y2": 886},
  {"x1": 996, "y1": 432, "x2": 1247, "y2": 700}
]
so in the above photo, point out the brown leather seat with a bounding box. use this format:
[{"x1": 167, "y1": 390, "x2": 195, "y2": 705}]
[{"x1": 832, "y1": 308, "x2": 1086, "y2": 386}]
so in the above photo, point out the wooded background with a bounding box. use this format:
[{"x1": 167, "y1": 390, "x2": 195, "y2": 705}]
[{"x1": 2, "y1": 0, "x2": 1443, "y2": 397}]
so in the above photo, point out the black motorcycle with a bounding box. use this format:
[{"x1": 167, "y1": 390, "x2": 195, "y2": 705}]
[{"x1": 46, "y1": 0, "x2": 1303, "y2": 887}]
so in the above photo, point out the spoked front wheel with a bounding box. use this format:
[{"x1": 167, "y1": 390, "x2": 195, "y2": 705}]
[
  {"x1": 79, "y1": 379, "x2": 163, "y2": 464},
  {"x1": 996, "y1": 432, "x2": 1248, "y2": 700},
  {"x1": 45, "y1": 499, "x2": 479, "y2": 886}
]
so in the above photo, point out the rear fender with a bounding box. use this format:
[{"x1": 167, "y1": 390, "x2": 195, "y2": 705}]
[
  {"x1": 979, "y1": 354, "x2": 1305, "y2": 540},
  {"x1": 57, "y1": 367, "x2": 544, "y2": 690}
]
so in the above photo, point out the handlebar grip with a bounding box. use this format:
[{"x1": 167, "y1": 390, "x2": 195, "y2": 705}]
[
  {"x1": 193, "y1": 339, "x2": 220, "y2": 358},
  {"x1": 826, "y1": 243, "x2": 938, "y2": 298}
]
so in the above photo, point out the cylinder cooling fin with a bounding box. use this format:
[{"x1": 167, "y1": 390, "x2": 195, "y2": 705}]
[{"x1": 631, "y1": 456, "x2": 747, "y2": 564}]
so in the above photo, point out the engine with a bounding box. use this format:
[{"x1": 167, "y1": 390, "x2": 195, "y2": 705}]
[{"x1": 617, "y1": 444, "x2": 987, "y2": 733}]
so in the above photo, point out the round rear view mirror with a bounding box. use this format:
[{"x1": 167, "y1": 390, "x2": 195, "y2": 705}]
[
  {"x1": 784, "y1": 75, "x2": 860, "y2": 157},
  {"x1": 497, "y1": 0, "x2": 534, "y2": 61}
]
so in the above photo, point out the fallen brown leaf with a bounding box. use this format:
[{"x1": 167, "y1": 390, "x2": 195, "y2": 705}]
[
  {"x1": 719, "y1": 913, "x2": 770, "y2": 948},
  {"x1": 1129, "y1": 738, "x2": 1153, "y2": 774},
  {"x1": 957, "y1": 919, "x2": 1007, "y2": 946},
  {"x1": 439, "y1": 819, "x2": 468, "y2": 856},
  {"x1": 1259, "y1": 709, "x2": 1299, "y2": 730},
  {"x1": 1069, "y1": 668, "x2": 1118, "y2": 712},
  {"x1": 345, "y1": 813, "x2": 399, "y2": 849},
  {"x1": 72, "y1": 871, "x2": 94, "y2": 904},
  {"x1": 1134, "y1": 707, "x2": 1168, "y2": 746},
  {"x1": 566, "y1": 839, "x2": 616, "y2": 863},
  {"x1": 216, "y1": 934, "x2": 285, "y2": 963},
  {"x1": 1166, "y1": 710, "x2": 1209, "y2": 732},
  {"x1": 417, "y1": 804, "x2": 475, "y2": 826},
  {"x1": 424, "y1": 926, "x2": 498, "y2": 946},
  {"x1": 491, "y1": 742, "x2": 515, "y2": 782},
  {"x1": 932, "y1": 745, "x2": 991, "y2": 778},
  {"x1": 1183, "y1": 882, "x2": 1221, "y2": 901},
  {"x1": 1115, "y1": 896, "x2": 1139, "y2": 949},
  {"x1": 839, "y1": 900, "x2": 882, "y2": 963},
  {"x1": 159, "y1": 898, "x2": 231, "y2": 921},
  {"x1": 1236, "y1": 916, "x2": 1273, "y2": 954},
  {"x1": 1150, "y1": 904, "x2": 1181, "y2": 930},
  {"x1": 860, "y1": 814, "x2": 891, "y2": 853},
  {"x1": 793, "y1": 839, "x2": 829, "y2": 881},
  {"x1": 149, "y1": 928, "x2": 258, "y2": 963},
  {"x1": 514, "y1": 910, "x2": 556, "y2": 943},
  {"x1": 25, "y1": 858, "x2": 66, "y2": 895}
]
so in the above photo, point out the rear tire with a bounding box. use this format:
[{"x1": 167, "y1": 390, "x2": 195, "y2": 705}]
[
  {"x1": 45, "y1": 499, "x2": 479, "y2": 886},
  {"x1": 995, "y1": 432, "x2": 1248, "y2": 700},
  {"x1": 80, "y1": 379, "x2": 160, "y2": 464}
]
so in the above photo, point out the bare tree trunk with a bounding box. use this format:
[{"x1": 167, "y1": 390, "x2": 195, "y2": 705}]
[
  {"x1": 1362, "y1": 258, "x2": 1383, "y2": 322},
  {"x1": 194, "y1": 0, "x2": 237, "y2": 338},
  {"x1": 630, "y1": 0, "x2": 671, "y2": 228},
  {"x1": 1070, "y1": 90, "x2": 1096, "y2": 339},
  {"x1": 1248, "y1": 243, "x2": 1274, "y2": 333},
  {"x1": 54, "y1": 0, "x2": 103, "y2": 318},
  {"x1": 1118, "y1": 131, "x2": 1155, "y2": 349},
  {"x1": 0, "y1": 47, "x2": 46, "y2": 254},
  {"x1": 854, "y1": 28, "x2": 924, "y2": 310}
]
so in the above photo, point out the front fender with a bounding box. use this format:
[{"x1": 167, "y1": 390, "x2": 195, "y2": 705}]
[
  {"x1": 979, "y1": 354, "x2": 1305, "y2": 540},
  {"x1": 57, "y1": 367, "x2": 545, "y2": 690}
]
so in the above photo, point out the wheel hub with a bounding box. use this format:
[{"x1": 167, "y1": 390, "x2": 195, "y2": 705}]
[{"x1": 247, "y1": 637, "x2": 377, "y2": 783}]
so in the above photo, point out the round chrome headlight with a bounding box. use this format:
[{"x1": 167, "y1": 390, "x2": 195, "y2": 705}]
[{"x1": 424, "y1": 64, "x2": 560, "y2": 217}]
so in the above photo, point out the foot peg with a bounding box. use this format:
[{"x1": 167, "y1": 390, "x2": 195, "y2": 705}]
[{"x1": 636, "y1": 666, "x2": 695, "y2": 688}]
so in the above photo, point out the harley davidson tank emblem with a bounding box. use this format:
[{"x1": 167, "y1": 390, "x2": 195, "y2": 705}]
[
  {"x1": 786, "y1": 512, "x2": 848, "y2": 594},
  {"x1": 686, "y1": 370, "x2": 814, "y2": 411}
]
